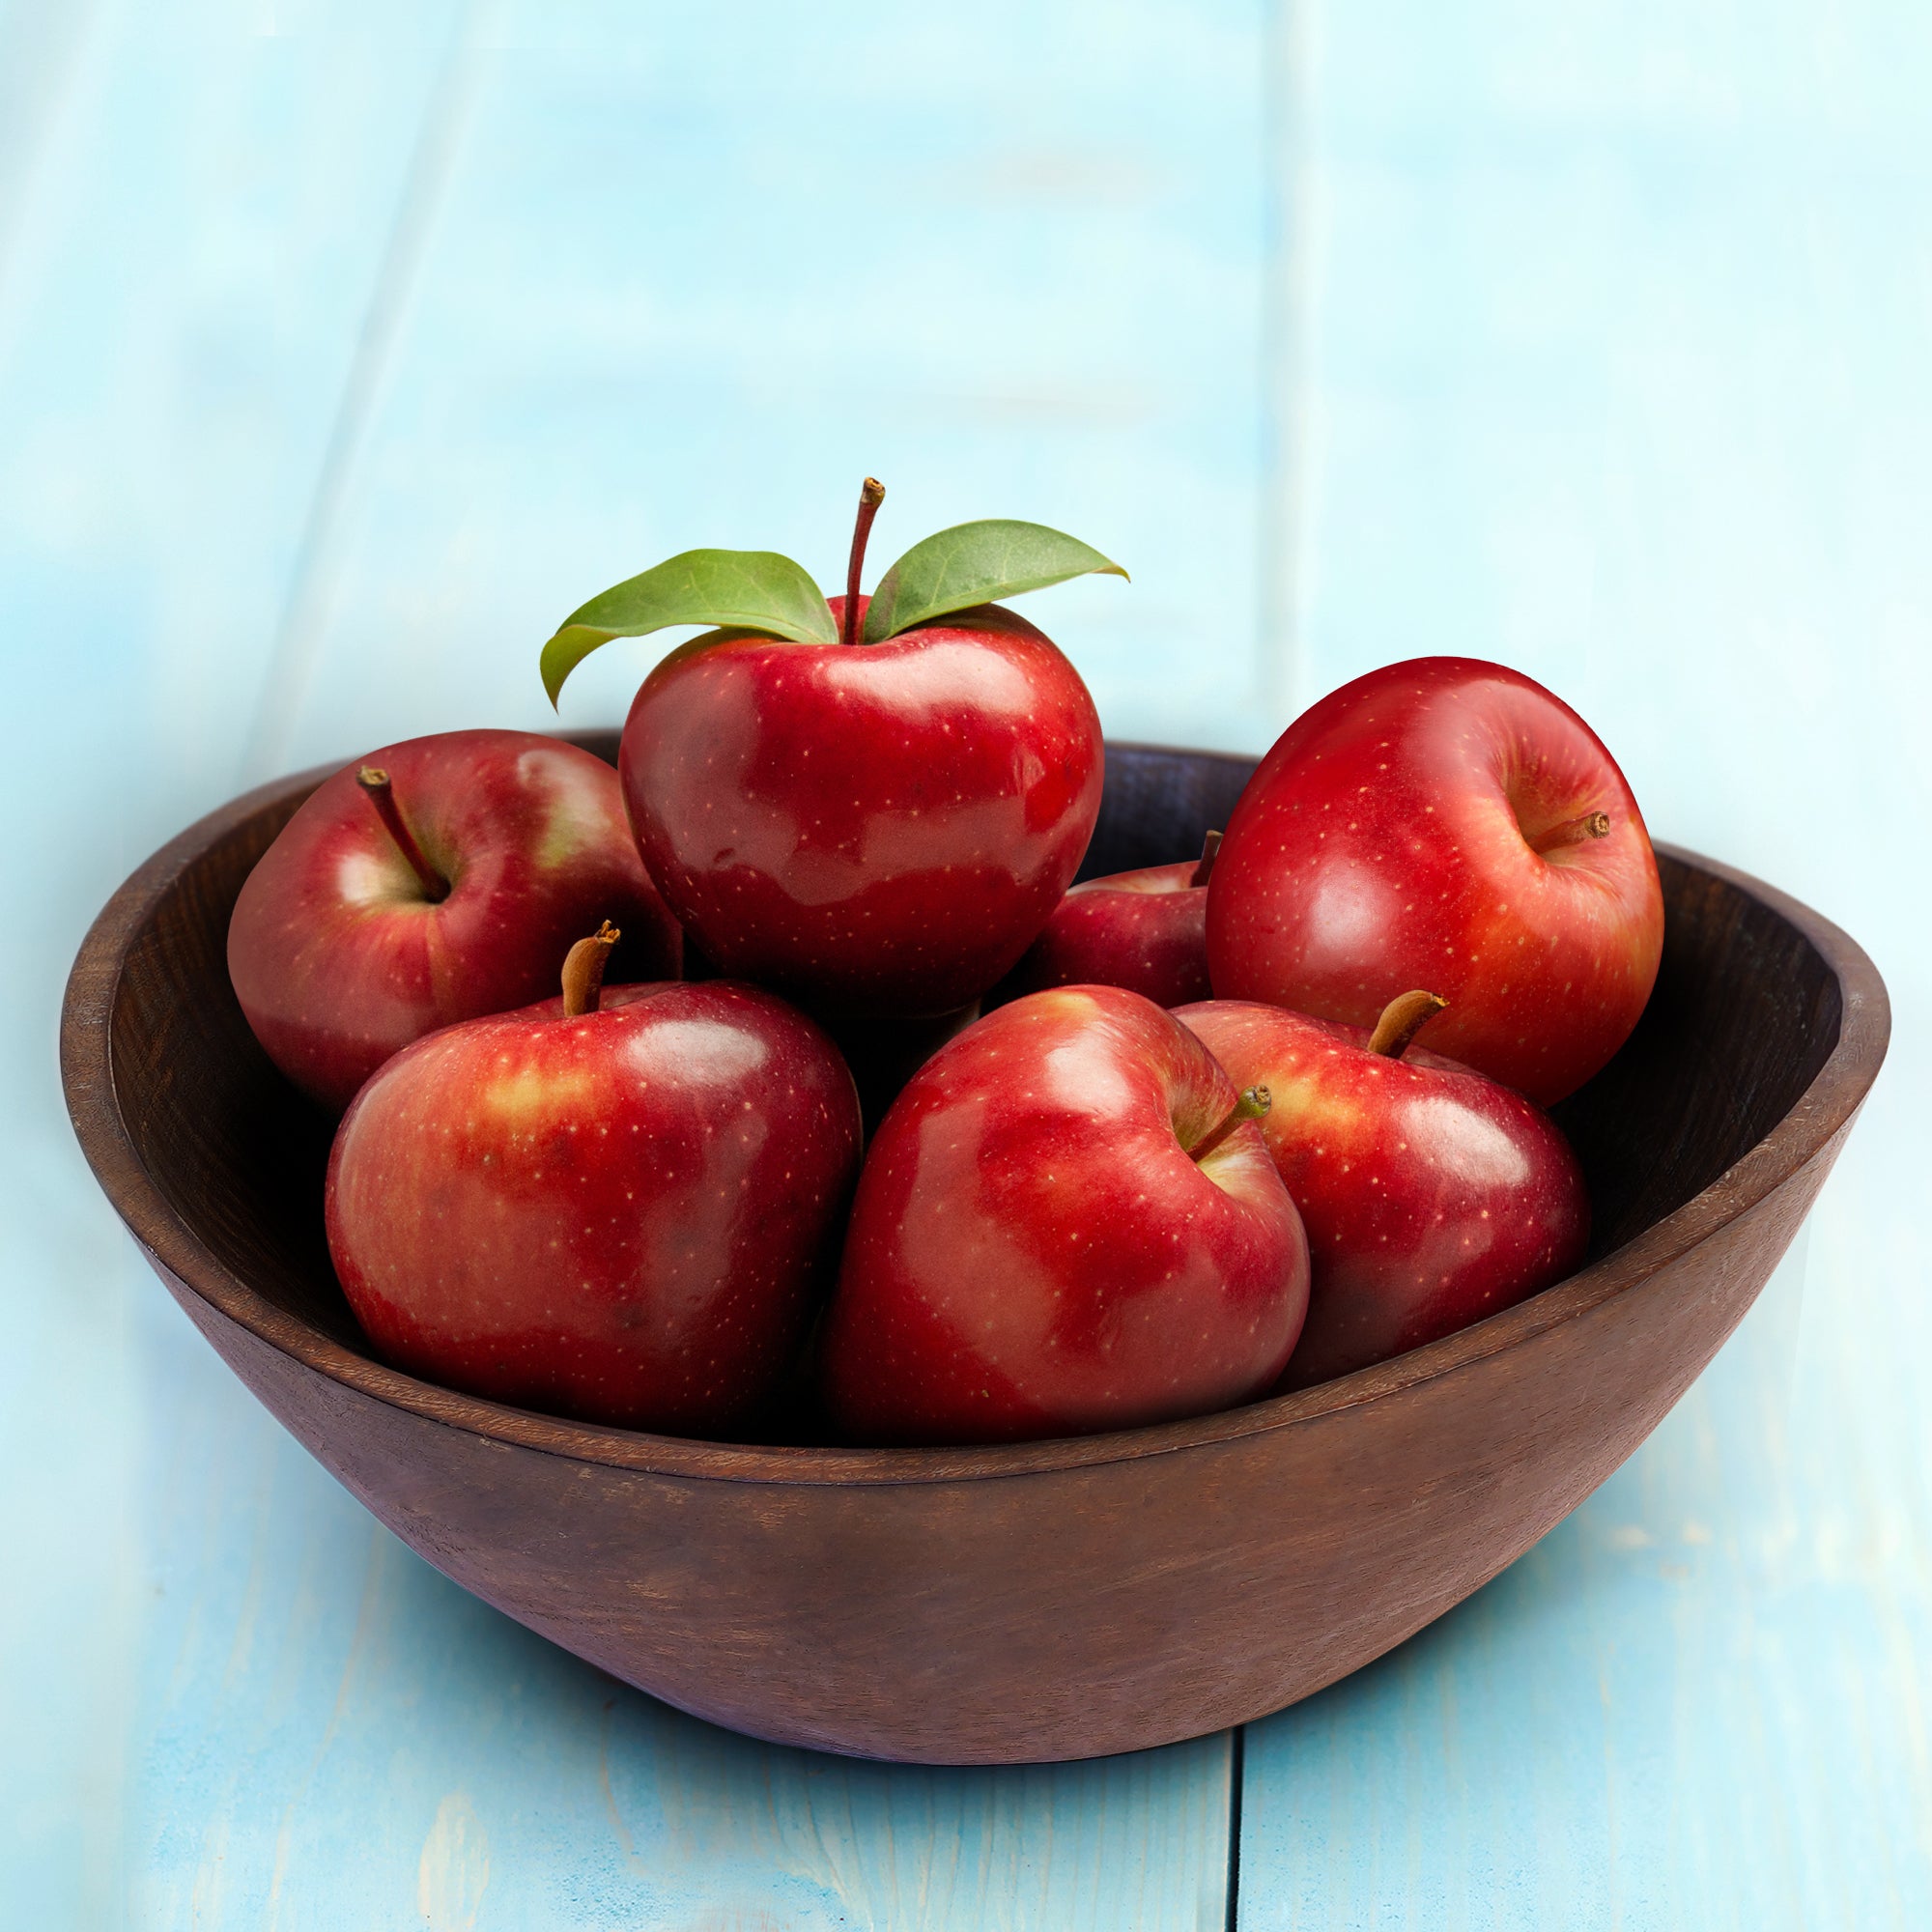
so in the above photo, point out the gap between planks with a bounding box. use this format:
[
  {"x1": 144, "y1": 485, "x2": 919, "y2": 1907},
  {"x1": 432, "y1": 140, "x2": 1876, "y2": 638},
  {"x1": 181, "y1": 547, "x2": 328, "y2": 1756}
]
[{"x1": 1225, "y1": 1722, "x2": 1246, "y2": 1931}]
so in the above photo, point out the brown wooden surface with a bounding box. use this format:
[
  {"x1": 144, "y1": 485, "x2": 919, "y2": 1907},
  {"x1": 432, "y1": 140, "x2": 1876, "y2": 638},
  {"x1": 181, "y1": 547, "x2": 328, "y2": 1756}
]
[{"x1": 60, "y1": 743, "x2": 1889, "y2": 1764}]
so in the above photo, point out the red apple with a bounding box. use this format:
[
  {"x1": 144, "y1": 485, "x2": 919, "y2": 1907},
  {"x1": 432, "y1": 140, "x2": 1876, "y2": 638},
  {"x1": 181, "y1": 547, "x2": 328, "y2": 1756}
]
[
  {"x1": 326, "y1": 926, "x2": 862, "y2": 1435},
  {"x1": 1207, "y1": 658, "x2": 1663, "y2": 1104},
  {"x1": 229, "y1": 729, "x2": 681, "y2": 1112},
  {"x1": 1178, "y1": 989, "x2": 1589, "y2": 1389},
  {"x1": 618, "y1": 595, "x2": 1102, "y2": 1017},
  {"x1": 819, "y1": 984, "x2": 1311, "y2": 1445},
  {"x1": 991, "y1": 832, "x2": 1220, "y2": 1009}
]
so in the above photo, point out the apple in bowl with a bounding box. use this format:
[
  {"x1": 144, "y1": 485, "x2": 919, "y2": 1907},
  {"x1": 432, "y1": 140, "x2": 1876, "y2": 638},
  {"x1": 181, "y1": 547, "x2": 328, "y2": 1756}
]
[
  {"x1": 1179, "y1": 989, "x2": 1589, "y2": 1388},
  {"x1": 818, "y1": 983, "x2": 1311, "y2": 1445},
  {"x1": 1207, "y1": 658, "x2": 1663, "y2": 1104},
  {"x1": 228, "y1": 729, "x2": 682, "y2": 1111},
  {"x1": 542, "y1": 482, "x2": 1127, "y2": 1018},
  {"x1": 325, "y1": 924, "x2": 862, "y2": 1435},
  {"x1": 619, "y1": 593, "x2": 1102, "y2": 1017},
  {"x1": 990, "y1": 832, "x2": 1221, "y2": 1009}
]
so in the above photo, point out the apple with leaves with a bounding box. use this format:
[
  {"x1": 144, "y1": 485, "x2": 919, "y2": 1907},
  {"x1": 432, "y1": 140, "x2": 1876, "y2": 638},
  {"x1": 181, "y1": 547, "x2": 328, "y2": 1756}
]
[
  {"x1": 1179, "y1": 989, "x2": 1589, "y2": 1388},
  {"x1": 818, "y1": 984, "x2": 1311, "y2": 1445},
  {"x1": 1207, "y1": 658, "x2": 1663, "y2": 1104},
  {"x1": 542, "y1": 481, "x2": 1121, "y2": 1016},
  {"x1": 326, "y1": 923, "x2": 863, "y2": 1434},
  {"x1": 229, "y1": 729, "x2": 682, "y2": 1112},
  {"x1": 991, "y1": 832, "x2": 1221, "y2": 1009}
]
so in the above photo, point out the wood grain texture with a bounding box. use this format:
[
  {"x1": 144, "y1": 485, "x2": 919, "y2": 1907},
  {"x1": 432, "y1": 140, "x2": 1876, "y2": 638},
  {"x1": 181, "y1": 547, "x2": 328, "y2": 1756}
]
[
  {"x1": 1237, "y1": 1208, "x2": 1932, "y2": 1931},
  {"x1": 63, "y1": 743, "x2": 1887, "y2": 1766},
  {"x1": 245, "y1": 0, "x2": 1284, "y2": 774},
  {"x1": 1239, "y1": 1, "x2": 1932, "y2": 1920},
  {"x1": 122, "y1": 1337, "x2": 1233, "y2": 1929},
  {"x1": 12, "y1": 2, "x2": 1278, "y2": 1915},
  {"x1": 10, "y1": 0, "x2": 1932, "y2": 1918},
  {"x1": 0, "y1": 7, "x2": 468, "y2": 1925}
]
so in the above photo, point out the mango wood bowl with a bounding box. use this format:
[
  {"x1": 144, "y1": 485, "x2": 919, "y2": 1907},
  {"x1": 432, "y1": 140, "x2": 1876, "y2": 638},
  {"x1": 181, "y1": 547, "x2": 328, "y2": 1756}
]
[{"x1": 62, "y1": 738, "x2": 1888, "y2": 1766}]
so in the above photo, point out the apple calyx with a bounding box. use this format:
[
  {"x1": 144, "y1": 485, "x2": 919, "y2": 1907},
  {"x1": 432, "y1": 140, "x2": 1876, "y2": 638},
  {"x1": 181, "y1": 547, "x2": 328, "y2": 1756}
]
[
  {"x1": 560, "y1": 921, "x2": 621, "y2": 1017},
  {"x1": 1189, "y1": 1084, "x2": 1271, "y2": 1163},
  {"x1": 356, "y1": 766, "x2": 448, "y2": 902},
  {"x1": 842, "y1": 478, "x2": 887, "y2": 647},
  {"x1": 1190, "y1": 829, "x2": 1223, "y2": 889},
  {"x1": 1367, "y1": 989, "x2": 1448, "y2": 1060},
  {"x1": 1529, "y1": 810, "x2": 1611, "y2": 856}
]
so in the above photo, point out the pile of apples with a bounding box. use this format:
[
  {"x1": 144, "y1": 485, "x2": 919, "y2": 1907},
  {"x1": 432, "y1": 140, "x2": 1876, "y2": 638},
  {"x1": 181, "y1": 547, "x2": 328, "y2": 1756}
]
[{"x1": 228, "y1": 484, "x2": 1664, "y2": 1447}]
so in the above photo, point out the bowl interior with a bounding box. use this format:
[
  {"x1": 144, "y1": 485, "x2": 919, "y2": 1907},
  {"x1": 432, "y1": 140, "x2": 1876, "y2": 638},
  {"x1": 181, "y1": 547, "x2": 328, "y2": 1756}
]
[{"x1": 100, "y1": 740, "x2": 1844, "y2": 1422}]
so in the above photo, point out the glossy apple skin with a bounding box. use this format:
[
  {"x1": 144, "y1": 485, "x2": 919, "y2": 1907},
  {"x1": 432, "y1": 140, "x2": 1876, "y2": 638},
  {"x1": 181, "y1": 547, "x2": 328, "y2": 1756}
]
[
  {"x1": 617, "y1": 594, "x2": 1103, "y2": 1016},
  {"x1": 1207, "y1": 658, "x2": 1663, "y2": 1104},
  {"x1": 230, "y1": 730, "x2": 682, "y2": 1112},
  {"x1": 1178, "y1": 998, "x2": 1589, "y2": 1389},
  {"x1": 326, "y1": 980, "x2": 862, "y2": 1435},
  {"x1": 990, "y1": 859, "x2": 1210, "y2": 1009},
  {"x1": 819, "y1": 984, "x2": 1311, "y2": 1445}
]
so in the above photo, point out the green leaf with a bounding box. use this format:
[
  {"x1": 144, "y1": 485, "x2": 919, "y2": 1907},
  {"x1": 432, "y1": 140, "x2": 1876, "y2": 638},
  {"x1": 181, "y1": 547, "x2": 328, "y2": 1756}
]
[
  {"x1": 540, "y1": 549, "x2": 837, "y2": 705},
  {"x1": 861, "y1": 520, "x2": 1126, "y2": 642}
]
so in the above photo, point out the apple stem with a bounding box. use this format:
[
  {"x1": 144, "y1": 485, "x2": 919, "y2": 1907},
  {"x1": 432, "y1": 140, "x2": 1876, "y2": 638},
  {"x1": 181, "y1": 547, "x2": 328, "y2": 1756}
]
[
  {"x1": 561, "y1": 921, "x2": 621, "y2": 1018},
  {"x1": 1190, "y1": 1084, "x2": 1270, "y2": 1163},
  {"x1": 842, "y1": 477, "x2": 887, "y2": 646},
  {"x1": 1530, "y1": 810, "x2": 1611, "y2": 855},
  {"x1": 356, "y1": 766, "x2": 448, "y2": 902},
  {"x1": 1368, "y1": 989, "x2": 1447, "y2": 1060},
  {"x1": 1189, "y1": 829, "x2": 1224, "y2": 889}
]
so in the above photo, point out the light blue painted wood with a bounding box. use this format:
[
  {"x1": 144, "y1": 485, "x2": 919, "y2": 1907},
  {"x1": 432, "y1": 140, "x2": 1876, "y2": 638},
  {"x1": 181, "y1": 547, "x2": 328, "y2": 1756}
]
[
  {"x1": 6, "y1": 2, "x2": 1261, "y2": 1923},
  {"x1": 251, "y1": 0, "x2": 1285, "y2": 768},
  {"x1": 8, "y1": 0, "x2": 1930, "y2": 1922},
  {"x1": 1240, "y1": 1072, "x2": 1932, "y2": 1931},
  {"x1": 0, "y1": 4, "x2": 469, "y2": 1925},
  {"x1": 99, "y1": 5, "x2": 1258, "y2": 1922},
  {"x1": 1237, "y1": 1, "x2": 1932, "y2": 1923},
  {"x1": 1241, "y1": 1181, "x2": 1931, "y2": 1929}
]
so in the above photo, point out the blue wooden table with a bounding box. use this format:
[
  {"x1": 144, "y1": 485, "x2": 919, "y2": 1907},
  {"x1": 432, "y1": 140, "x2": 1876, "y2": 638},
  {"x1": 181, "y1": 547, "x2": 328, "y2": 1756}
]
[{"x1": 5, "y1": 2, "x2": 1928, "y2": 1923}]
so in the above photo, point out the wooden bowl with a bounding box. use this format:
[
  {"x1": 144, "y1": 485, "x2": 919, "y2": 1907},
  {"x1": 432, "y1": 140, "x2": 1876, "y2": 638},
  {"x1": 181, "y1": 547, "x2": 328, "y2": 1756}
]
[{"x1": 62, "y1": 740, "x2": 1889, "y2": 1766}]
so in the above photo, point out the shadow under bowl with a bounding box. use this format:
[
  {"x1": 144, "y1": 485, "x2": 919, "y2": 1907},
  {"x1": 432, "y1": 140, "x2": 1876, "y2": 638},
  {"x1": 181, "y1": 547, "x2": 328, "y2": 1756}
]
[{"x1": 61, "y1": 739, "x2": 1889, "y2": 1765}]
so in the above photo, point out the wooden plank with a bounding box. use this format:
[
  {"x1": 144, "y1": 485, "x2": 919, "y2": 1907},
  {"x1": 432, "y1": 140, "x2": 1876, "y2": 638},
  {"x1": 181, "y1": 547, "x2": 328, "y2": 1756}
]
[
  {"x1": 147, "y1": 2, "x2": 1269, "y2": 1918},
  {"x1": 18, "y1": 0, "x2": 1277, "y2": 1923},
  {"x1": 1240, "y1": 1216, "x2": 1926, "y2": 1928},
  {"x1": 0, "y1": 0, "x2": 99, "y2": 302},
  {"x1": 0, "y1": 4, "x2": 468, "y2": 1925},
  {"x1": 1237, "y1": 0, "x2": 1932, "y2": 1922},
  {"x1": 255, "y1": 0, "x2": 1286, "y2": 768}
]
